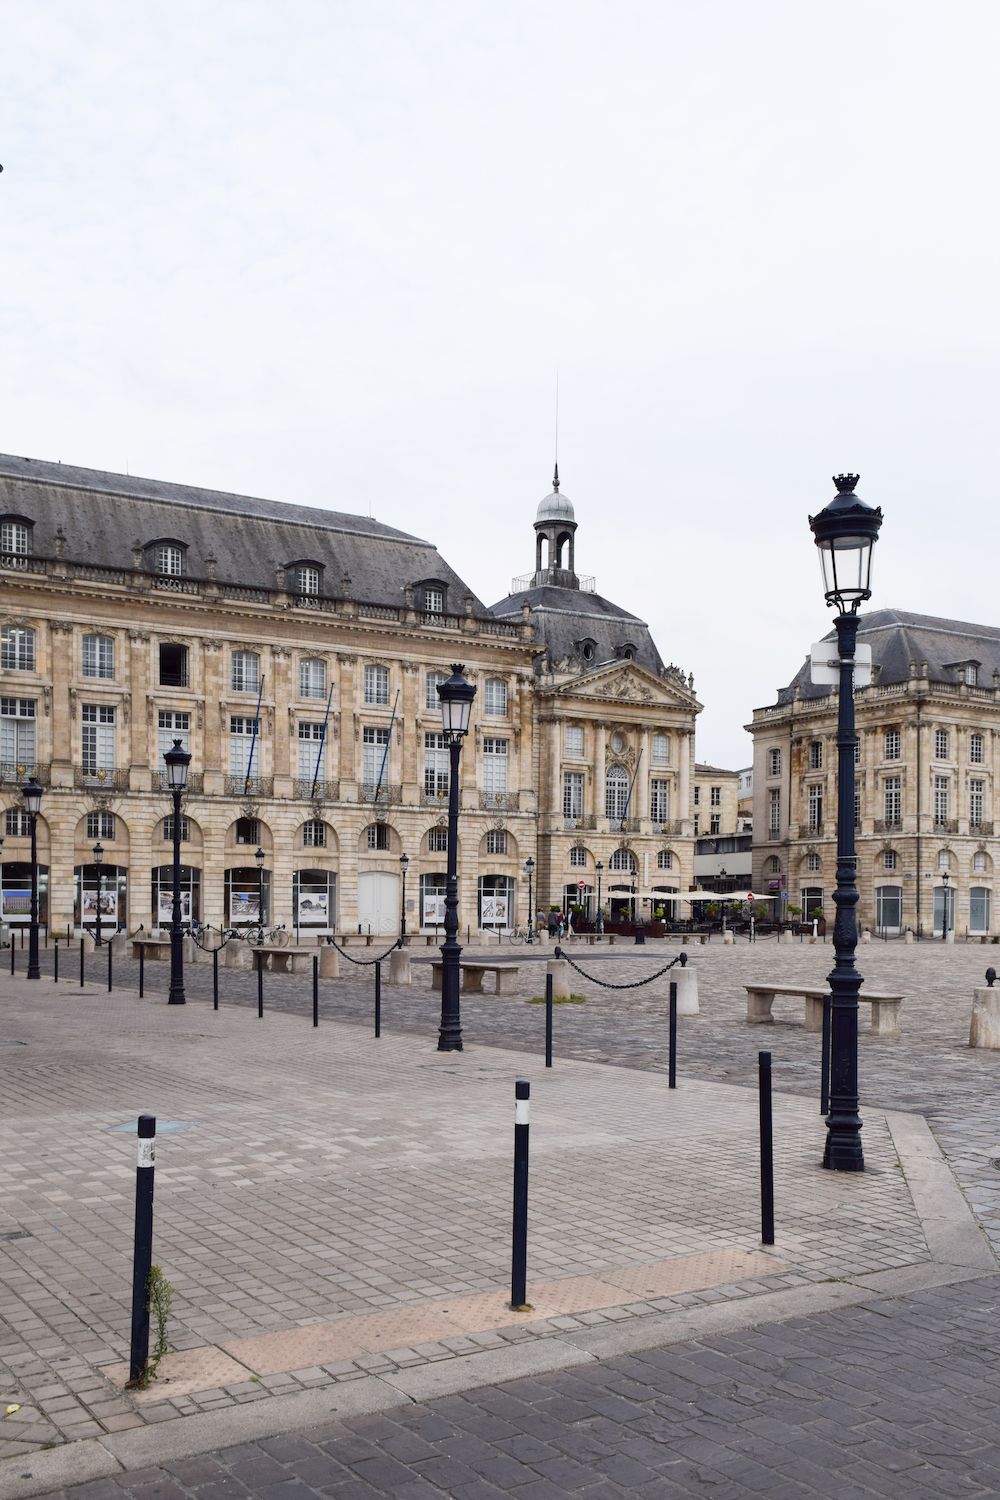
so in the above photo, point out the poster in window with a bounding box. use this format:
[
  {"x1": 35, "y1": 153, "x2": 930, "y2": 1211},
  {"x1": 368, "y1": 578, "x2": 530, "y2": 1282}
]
[
  {"x1": 2, "y1": 889, "x2": 30, "y2": 918},
  {"x1": 422, "y1": 894, "x2": 446, "y2": 924},
  {"x1": 297, "y1": 891, "x2": 329, "y2": 924},
  {"x1": 480, "y1": 895, "x2": 508, "y2": 925},
  {"x1": 230, "y1": 891, "x2": 260, "y2": 924},
  {"x1": 157, "y1": 890, "x2": 192, "y2": 925},
  {"x1": 82, "y1": 889, "x2": 118, "y2": 922}
]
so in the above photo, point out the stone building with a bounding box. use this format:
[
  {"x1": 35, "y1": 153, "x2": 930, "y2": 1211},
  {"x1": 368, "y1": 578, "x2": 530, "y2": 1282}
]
[
  {"x1": 749, "y1": 608, "x2": 1000, "y2": 936},
  {"x1": 692, "y1": 764, "x2": 740, "y2": 838},
  {"x1": 492, "y1": 470, "x2": 700, "y2": 923},
  {"x1": 0, "y1": 456, "x2": 696, "y2": 936}
]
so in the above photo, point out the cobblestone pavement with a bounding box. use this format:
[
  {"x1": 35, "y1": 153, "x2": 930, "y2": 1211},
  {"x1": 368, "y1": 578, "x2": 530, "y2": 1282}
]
[
  {"x1": 46, "y1": 933, "x2": 1000, "y2": 1258},
  {"x1": 0, "y1": 971, "x2": 935, "y2": 1463},
  {"x1": 31, "y1": 1273, "x2": 1000, "y2": 1499}
]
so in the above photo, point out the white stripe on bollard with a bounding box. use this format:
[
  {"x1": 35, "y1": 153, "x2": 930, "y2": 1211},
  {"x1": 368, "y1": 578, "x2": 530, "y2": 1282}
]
[
  {"x1": 515, "y1": 1099, "x2": 530, "y2": 1125},
  {"x1": 137, "y1": 1139, "x2": 155, "y2": 1168}
]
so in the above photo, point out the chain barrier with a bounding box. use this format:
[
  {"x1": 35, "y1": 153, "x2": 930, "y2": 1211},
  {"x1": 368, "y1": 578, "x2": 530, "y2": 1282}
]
[
  {"x1": 327, "y1": 936, "x2": 403, "y2": 967},
  {"x1": 553, "y1": 945, "x2": 688, "y2": 989},
  {"x1": 188, "y1": 923, "x2": 238, "y2": 953}
]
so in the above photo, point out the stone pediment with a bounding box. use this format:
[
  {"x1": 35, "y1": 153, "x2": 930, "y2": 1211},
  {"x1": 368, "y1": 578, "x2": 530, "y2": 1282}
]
[{"x1": 553, "y1": 663, "x2": 697, "y2": 709}]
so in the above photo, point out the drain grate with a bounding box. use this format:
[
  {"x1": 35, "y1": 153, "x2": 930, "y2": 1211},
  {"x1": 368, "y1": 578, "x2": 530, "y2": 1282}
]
[{"x1": 0, "y1": 1230, "x2": 32, "y2": 1243}]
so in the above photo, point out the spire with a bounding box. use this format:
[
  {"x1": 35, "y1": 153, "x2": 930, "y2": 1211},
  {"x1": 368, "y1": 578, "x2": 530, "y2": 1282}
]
[{"x1": 552, "y1": 463, "x2": 560, "y2": 493}]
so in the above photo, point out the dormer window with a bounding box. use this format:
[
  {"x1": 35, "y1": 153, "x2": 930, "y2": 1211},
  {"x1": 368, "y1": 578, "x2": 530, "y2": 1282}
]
[
  {"x1": 0, "y1": 517, "x2": 31, "y2": 565},
  {"x1": 616, "y1": 643, "x2": 636, "y2": 661},
  {"x1": 418, "y1": 581, "x2": 447, "y2": 615},
  {"x1": 155, "y1": 543, "x2": 184, "y2": 577},
  {"x1": 577, "y1": 637, "x2": 597, "y2": 664},
  {"x1": 291, "y1": 562, "x2": 322, "y2": 597}
]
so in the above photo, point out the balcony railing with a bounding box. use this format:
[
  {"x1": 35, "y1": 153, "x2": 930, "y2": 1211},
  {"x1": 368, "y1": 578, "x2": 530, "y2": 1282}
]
[
  {"x1": 564, "y1": 814, "x2": 597, "y2": 831},
  {"x1": 224, "y1": 774, "x2": 273, "y2": 797},
  {"x1": 152, "y1": 770, "x2": 205, "y2": 794},
  {"x1": 152, "y1": 576, "x2": 199, "y2": 595},
  {"x1": 0, "y1": 762, "x2": 49, "y2": 788},
  {"x1": 971, "y1": 821, "x2": 994, "y2": 836},
  {"x1": 480, "y1": 791, "x2": 520, "y2": 811},
  {"x1": 934, "y1": 818, "x2": 958, "y2": 833},
  {"x1": 658, "y1": 820, "x2": 684, "y2": 835},
  {"x1": 0, "y1": 552, "x2": 31, "y2": 571},
  {"x1": 421, "y1": 787, "x2": 451, "y2": 806},
  {"x1": 292, "y1": 777, "x2": 339, "y2": 800},
  {"x1": 75, "y1": 767, "x2": 128, "y2": 790},
  {"x1": 799, "y1": 823, "x2": 824, "y2": 838},
  {"x1": 617, "y1": 816, "x2": 641, "y2": 833},
  {"x1": 874, "y1": 819, "x2": 902, "y2": 834},
  {"x1": 359, "y1": 781, "x2": 402, "y2": 804}
]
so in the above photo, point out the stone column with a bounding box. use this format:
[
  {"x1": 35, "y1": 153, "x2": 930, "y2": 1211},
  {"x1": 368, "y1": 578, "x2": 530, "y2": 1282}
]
[
  {"x1": 401, "y1": 662, "x2": 419, "y2": 804},
  {"x1": 338, "y1": 655, "x2": 357, "y2": 795},
  {"x1": 48, "y1": 622, "x2": 74, "y2": 788},
  {"x1": 593, "y1": 724, "x2": 606, "y2": 820},
  {"x1": 128, "y1": 631, "x2": 151, "y2": 789},
  {"x1": 549, "y1": 719, "x2": 560, "y2": 816},
  {"x1": 678, "y1": 730, "x2": 691, "y2": 831},
  {"x1": 271, "y1": 648, "x2": 292, "y2": 794},
  {"x1": 637, "y1": 729, "x2": 650, "y2": 820},
  {"x1": 202, "y1": 642, "x2": 224, "y2": 794}
]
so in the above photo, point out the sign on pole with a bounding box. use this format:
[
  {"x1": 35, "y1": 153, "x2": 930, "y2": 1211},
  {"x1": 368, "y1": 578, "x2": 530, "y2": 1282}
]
[{"x1": 746, "y1": 893, "x2": 754, "y2": 903}]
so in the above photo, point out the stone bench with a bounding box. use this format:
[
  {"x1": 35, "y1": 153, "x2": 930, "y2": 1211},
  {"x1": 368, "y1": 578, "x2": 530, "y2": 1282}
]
[
  {"x1": 430, "y1": 961, "x2": 521, "y2": 995},
  {"x1": 132, "y1": 938, "x2": 172, "y2": 962},
  {"x1": 745, "y1": 983, "x2": 903, "y2": 1038},
  {"x1": 254, "y1": 945, "x2": 314, "y2": 975}
]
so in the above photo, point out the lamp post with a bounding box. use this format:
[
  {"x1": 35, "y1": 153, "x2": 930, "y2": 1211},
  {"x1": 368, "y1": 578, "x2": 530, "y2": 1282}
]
[
  {"x1": 255, "y1": 846, "x2": 266, "y2": 944},
  {"x1": 22, "y1": 776, "x2": 43, "y2": 980},
  {"x1": 596, "y1": 860, "x2": 604, "y2": 935},
  {"x1": 92, "y1": 842, "x2": 104, "y2": 947},
  {"x1": 163, "y1": 737, "x2": 191, "y2": 1006},
  {"x1": 523, "y1": 856, "x2": 535, "y2": 943},
  {"x1": 942, "y1": 868, "x2": 950, "y2": 942},
  {"x1": 436, "y1": 663, "x2": 476, "y2": 1051},
  {"x1": 809, "y1": 473, "x2": 883, "y2": 1172},
  {"x1": 719, "y1": 866, "x2": 728, "y2": 934},
  {"x1": 399, "y1": 852, "x2": 409, "y2": 940}
]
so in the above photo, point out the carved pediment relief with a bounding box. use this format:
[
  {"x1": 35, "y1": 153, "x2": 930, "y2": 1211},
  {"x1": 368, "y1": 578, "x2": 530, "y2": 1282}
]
[{"x1": 554, "y1": 663, "x2": 694, "y2": 710}]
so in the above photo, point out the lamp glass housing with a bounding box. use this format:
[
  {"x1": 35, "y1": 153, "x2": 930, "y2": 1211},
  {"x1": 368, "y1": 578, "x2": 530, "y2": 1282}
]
[
  {"x1": 21, "y1": 777, "x2": 43, "y2": 816},
  {"x1": 163, "y1": 737, "x2": 192, "y2": 790},
  {"x1": 93, "y1": 841, "x2": 104, "y2": 866},
  {"x1": 255, "y1": 846, "x2": 265, "y2": 869},
  {"x1": 809, "y1": 475, "x2": 883, "y2": 614},
  {"x1": 437, "y1": 663, "x2": 476, "y2": 737},
  {"x1": 399, "y1": 853, "x2": 409, "y2": 871}
]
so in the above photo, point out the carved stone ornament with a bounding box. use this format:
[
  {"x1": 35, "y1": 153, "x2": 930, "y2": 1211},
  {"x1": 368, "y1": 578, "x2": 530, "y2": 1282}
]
[
  {"x1": 489, "y1": 815, "x2": 508, "y2": 832},
  {"x1": 241, "y1": 798, "x2": 260, "y2": 820},
  {"x1": 204, "y1": 640, "x2": 222, "y2": 655}
]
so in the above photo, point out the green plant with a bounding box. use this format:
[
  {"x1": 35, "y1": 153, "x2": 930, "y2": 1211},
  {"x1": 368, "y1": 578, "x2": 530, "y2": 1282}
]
[
  {"x1": 526, "y1": 994, "x2": 586, "y2": 1005},
  {"x1": 127, "y1": 1264, "x2": 174, "y2": 1390},
  {"x1": 787, "y1": 904, "x2": 802, "y2": 918}
]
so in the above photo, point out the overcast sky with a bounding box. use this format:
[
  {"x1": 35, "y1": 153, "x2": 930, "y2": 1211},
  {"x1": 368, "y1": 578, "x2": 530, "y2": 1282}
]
[{"x1": 3, "y1": 1, "x2": 998, "y2": 766}]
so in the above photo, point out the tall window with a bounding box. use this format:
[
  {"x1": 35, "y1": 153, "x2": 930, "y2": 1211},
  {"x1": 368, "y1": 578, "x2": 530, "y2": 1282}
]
[
  {"x1": 427, "y1": 826, "x2": 448, "y2": 853},
  {"x1": 82, "y1": 704, "x2": 116, "y2": 773},
  {"x1": 652, "y1": 734, "x2": 669, "y2": 765},
  {"x1": 425, "y1": 671, "x2": 448, "y2": 710},
  {"x1": 693, "y1": 814, "x2": 700, "y2": 835},
  {"x1": 162, "y1": 815, "x2": 190, "y2": 841},
  {"x1": 854, "y1": 738, "x2": 861, "y2": 766},
  {"x1": 364, "y1": 664, "x2": 389, "y2": 706},
  {"x1": 486, "y1": 829, "x2": 507, "y2": 855},
  {"x1": 883, "y1": 776, "x2": 901, "y2": 826},
  {"x1": 605, "y1": 764, "x2": 629, "y2": 821},
  {"x1": 934, "y1": 775, "x2": 950, "y2": 826},
  {"x1": 302, "y1": 819, "x2": 326, "y2": 848},
  {"x1": 934, "y1": 729, "x2": 949, "y2": 759},
  {"x1": 298, "y1": 722, "x2": 325, "y2": 783},
  {"x1": 229, "y1": 716, "x2": 259, "y2": 779},
  {"x1": 296, "y1": 565, "x2": 320, "y2": 596},
  {"x1": 808, "y1": 784, "x2": 823, "y2": 831},
  {"x1": 970, "y1": 733, "x2": 984, "y2": 764},
  {"x1": 651, "y1": 779, "x2": 670, "y2": 821},
  {"x1": 808, "y1": 741, "x2": 823, "y2": 769},
  {"x1": 853, "y1": 789, "x2": 861, "y2": 829},
  {"x1": 657, "y1": 849, "x2": 672, "y2": 869},
  {"x1": 232, "y1": 650, "x2": 260, "y2": 693},
  {"x1": 769, "y1": 788, "x2": 781, "y2": 837},
  {"x1": 299, "y1": 658, "x2": 326, "y2": 699},
  {"x1": 563, "y1": 771, "x2": 584, "y2": 818},
  {"x1": 235, "y1": 817, "x2": 259, "y2": 844},
  {"x1": 1, "y1": 521, "x2": 29, "y2": 556},
  {"x1": 483, "y1": 737, "x2": 508, "y2": 797},
  {"x1": 883, "y1": 848, "x2": 897, "y2": 870},
  {"x1": 86, "y1": 811, "x2": 116, "y2": 841},
  {"x1": 693, "y1": 786, "x2": 700, "y2": 806},
  {"x1": 609, "y1": 848, "x2": 634, "y2": 872},
  {"x1": 569, "y1": 845, "x2": 587, "y2": 867},
  {"x1": 0, "y1": 698, "x2": 36, "y2": 769},
  {"x1": 1, "y1": 626, "x2": 34, "y2": 671},
  {"x1": 159, "y1": 642, "x2": 188, "y2": 688},
  {"x1": 971, "y1": 887, "x2": 991, "y2": 933},
  {"x1": 484, "y1": 678, "x2": 508, "y2": 717},
  {"x1": 974, "y1": 850, "x2": 988, "y2": 873},
  {"x1": 4, "y1": 810, "x2": 29, "y2": 836},
  {"x1": 564, "y1": 725, "x2": 584, "y2": 757},
  {"x1": 82, "y1": 634, "x2": 114, "y2": 679},
  {"x1": 710, "y1": 814, "x2": 721, "y2": 833},
  {"x1": 366, "y1": 823, "x2": 390, "y2": 850},
  {"x1": 806, "y1": 851, "x2": 821, "y2": 872},
  {"x1": 970, "y1": 778, "x2": 985, "y2": 825},
  {"x1": 158, "y1": 710, "x2": 190, "y2": 766},
  {"x1": 876, "y1": 887, "x2": 903, "y2": 931},
  {"x1": 768, "y1": 747, "x2": 781, "y2": 776},
  {"x1": 710, "y1": 785, "x2": 721, "y2": 806},
  {"x1": 362, "y1": 726, "x2": 390, "y2": 785},
  {"x1": 963, "y1": 663, "x2": 979, "y2": 686},
  {"x1": 155, "y1": 543, "x2": 183, "y2": 576},
  {"x1": 884, "y1": 729, "x2": 900, "y2": 760},
  {"x1": 424, "y1": 733, "x2": 449, "y2": 798}
]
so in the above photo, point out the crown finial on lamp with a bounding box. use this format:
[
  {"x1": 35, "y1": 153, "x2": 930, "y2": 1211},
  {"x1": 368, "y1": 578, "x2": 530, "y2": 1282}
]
[{"x1": 833, "y1": 473, "x2": 860, "y2": 493}]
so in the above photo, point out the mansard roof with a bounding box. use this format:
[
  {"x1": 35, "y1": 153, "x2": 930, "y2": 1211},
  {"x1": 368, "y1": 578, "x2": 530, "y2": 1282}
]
[
  {"x1": 773, "y1": 608, "x2": 1000, "y2": 706},
  {"x1": 0, "y1": 453, "x2": 488, "y2": 612},
  {"x1": 491, "y1": 583, "x2": 666, "y2": 677}
]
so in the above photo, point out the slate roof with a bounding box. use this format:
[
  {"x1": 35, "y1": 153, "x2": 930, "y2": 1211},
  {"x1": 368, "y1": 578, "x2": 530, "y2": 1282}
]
[
  {"x1": 774, "y1": 608, "x2": 1000, "y2": 705},
  {"x1": 490, "y1": 584, "x2": 666, "y2": 676},
  {"x1": 0, "y1": 454, "x2": 488, "y2": 612}
]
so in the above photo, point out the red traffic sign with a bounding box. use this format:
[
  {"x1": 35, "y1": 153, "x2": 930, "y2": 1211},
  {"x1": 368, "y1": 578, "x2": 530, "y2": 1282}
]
[
  {"x1": 577, "y1": 880, "x2": 587, "y2": 891},
  {"x1": 746, "y1": 893, "x2": 754, "y2": 903}
]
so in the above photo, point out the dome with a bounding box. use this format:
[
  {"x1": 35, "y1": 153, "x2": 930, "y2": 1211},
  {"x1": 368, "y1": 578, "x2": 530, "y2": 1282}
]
[{"x1": 535, "y1": 489, "x2": 575, "y2": 525}]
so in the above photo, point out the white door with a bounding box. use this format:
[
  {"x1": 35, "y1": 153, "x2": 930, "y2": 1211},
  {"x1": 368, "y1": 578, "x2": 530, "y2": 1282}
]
[{"x1": 357, "y1": 871, "x2": 399, "y2": 935}]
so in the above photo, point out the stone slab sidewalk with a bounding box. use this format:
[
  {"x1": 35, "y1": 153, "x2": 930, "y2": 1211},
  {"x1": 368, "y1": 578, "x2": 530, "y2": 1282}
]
[{"x1": 0, "y1": 970, "x2": 993, "y2": 1495}]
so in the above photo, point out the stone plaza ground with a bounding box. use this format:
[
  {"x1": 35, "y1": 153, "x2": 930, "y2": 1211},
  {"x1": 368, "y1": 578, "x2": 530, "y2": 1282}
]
[{"x1": 2, "y1": 933, "x2": 1000, "y2": 1496}]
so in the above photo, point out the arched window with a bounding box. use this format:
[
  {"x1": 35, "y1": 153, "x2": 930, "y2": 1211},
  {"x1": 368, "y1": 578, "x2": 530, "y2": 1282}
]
[
  {"x1": 302, "y1": 819, "x2": 326, "y2": 848},
  {"x1": 806, "y1": 852, "x2": 821, "y2": 872},
  {"x1": 155, "y1": 543, "x2": 183, "y2": 576},
  {"x1": 883, "y1": 849, "x2": 897, "y2": 870},
  {"x1": 427, "y1": 826, "x2": 448, "y2": 853},
  {"x1": 609, "y1": 847, "x2": 635, "y2": 872},
  {"x1": 570, "y1": 845, "x2": 588, "y2": 867},
  {"x1": 937, "y1": 849, "x2": 950, "y2": 870},
  {"x1": 605, "y1": 764, "x2": 629, "y2": 820},
  {"x1": 768, "y1": 855, "x2": 782, "y2": 873},
  {"x1": 366, "y1": 823, "x2": 390, "y2": 850},
  {"x1": 484, "y1": 678, "x2": 508, "y2": 717},
  {"x1": 82, "y1": 633, "x2": 114, "y2": 679},
  {"x1": 1, "y1": 625, "x2": 34, "y2": 671},
  {"x1": 974, "y1": 850, "x2": 988, "y2": 873},
  {"x1": 232, "y1": 650, "x2": 260, "y2": 693},
  {"x1": 657, "y1": 850, "x2": 673, "y2": 870},
  {"x1": 486, "y1": 829, "x2": 507, "y2": 855}
]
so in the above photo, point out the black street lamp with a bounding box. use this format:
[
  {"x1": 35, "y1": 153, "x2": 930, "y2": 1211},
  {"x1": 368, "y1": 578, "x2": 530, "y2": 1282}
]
[
  {"x1": 596, "y1": 861, "x2": 604, "y2": 935},
  {"x1": 942, "y1": 868, "x2": 950, "y2": 942},
  {"x1": 399, "y1": 852, "x2": 409, "y2": 940},
  {"x1": 719, "y1": 866, "x2": 728, "y2": 934},
  {"x1": 436, "y1": 663, "x2": 476, "y2": 1051},
  {"x1": 92, "y1": 841, "x2": 105, "y2": 947},
  {"x1": 809, "y1": 472, "x2": 883, "y2": 1172},
  {"x1": 22, "y1": 776, "x2": 43, "y2": 980},
  {"x1": 163, "y1": 737, "x2": 191, "y2": 1005},
  {"x1": 523, "y1": 857, "x2": 535, "y2": 943},
  {"x1": 255, "y1": 846, "x2": 266, "y2": 944}
]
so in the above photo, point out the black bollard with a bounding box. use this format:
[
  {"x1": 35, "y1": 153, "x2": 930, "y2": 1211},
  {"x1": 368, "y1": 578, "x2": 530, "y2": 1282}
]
[
  {"x1": 257, "y1": 951, "x2": 264, "y2": 1019},
  {"x1": 313, "y1": 954, "x2": 319, "y2": 1028},
  {"x1": 759, "y1": 1051, "x2": 775, "y2": 1245},
  {"x1": 20, "y1": 927, "x2": 23, "y2": 949},
  {"x1": 53, "y1": 939, "x2": 59, "y2": 984},
  {"x1": 80, "y1": 938, "x2": 84, "y2": 988},
  {"x1": 128, "y1": 1114, "x2": 156, "y2": 1384},
  {"x1": 213, "y1": 948, "x2": 219, "y2": 1011},
  {"x1": 9, "y1": 937, "x2": 14, "y2": 975},
  {"x1": 375, "y1": 960, "x2": 382, "y2": 1038},
  {"x1": 139, "y1": 944, "x2": 144, "y2": 998},
  {"x1": 545, "y1": 972, "x2": 553, "y2": 1068},
  {"x1": 108, "y1": 941, "x2": 113, "y2": 992},
  {"x1": 820, "y1": 994, "x2": 831, "y2": 1115},
  {"x1": 668, "y1": 979, "x2": 678, "y2": 1089},
  {"x1": 511, "y1": 1079, "x2": 531, "y2": 1309}
]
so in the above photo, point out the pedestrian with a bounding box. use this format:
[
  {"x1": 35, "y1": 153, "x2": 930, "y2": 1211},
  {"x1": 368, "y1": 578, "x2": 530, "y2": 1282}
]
[{"x1": 557, "y1": 913, "x2": 565, "y2": 940}]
